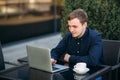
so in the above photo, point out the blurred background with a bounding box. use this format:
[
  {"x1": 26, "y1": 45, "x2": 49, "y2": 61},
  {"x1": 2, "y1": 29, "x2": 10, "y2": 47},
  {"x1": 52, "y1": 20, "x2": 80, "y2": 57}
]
[{"x1": 0, "y1": 0, "x2": 64, "y2": 44}]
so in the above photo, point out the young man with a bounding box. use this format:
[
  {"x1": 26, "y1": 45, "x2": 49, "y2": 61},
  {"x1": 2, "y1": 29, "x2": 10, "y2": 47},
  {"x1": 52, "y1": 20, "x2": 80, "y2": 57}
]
[{"x1": 51, "y1": 8, "x2": 103, "y2": 68}]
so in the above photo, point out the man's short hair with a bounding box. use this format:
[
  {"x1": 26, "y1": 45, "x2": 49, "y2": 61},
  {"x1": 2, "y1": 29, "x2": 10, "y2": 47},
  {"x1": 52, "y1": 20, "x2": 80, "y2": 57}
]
[{"x1": 68, "y1": 8, "x2": 88, "y2": 24}]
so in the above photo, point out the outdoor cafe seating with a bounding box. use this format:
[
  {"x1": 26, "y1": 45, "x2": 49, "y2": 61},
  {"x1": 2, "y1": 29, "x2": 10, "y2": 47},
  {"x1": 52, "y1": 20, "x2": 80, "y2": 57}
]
[{"x1": 0, "y1": 40, "x2": 120, "y2": 80}]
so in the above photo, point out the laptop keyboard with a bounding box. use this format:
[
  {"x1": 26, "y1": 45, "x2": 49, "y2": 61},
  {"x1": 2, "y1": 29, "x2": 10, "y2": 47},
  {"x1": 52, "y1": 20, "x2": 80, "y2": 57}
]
[{"x1": 52, "y1": 66, "x2": 59, "y2": 70}]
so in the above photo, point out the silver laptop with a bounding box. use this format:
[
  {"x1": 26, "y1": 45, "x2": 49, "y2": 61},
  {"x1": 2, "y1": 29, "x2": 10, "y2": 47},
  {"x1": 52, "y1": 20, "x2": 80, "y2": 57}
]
[{"x1": 26, "y1": 45, "x2": 69, "y2": 73}]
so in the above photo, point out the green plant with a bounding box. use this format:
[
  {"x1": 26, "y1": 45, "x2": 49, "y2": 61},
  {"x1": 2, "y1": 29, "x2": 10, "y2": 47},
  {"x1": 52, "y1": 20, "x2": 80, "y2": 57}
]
[{"x1": 61, "y1": 0, "x2": 120, "y2": 40}]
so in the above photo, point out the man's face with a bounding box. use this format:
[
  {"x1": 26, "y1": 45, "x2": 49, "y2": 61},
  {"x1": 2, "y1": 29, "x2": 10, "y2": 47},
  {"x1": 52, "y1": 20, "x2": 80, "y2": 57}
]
[{"x1": 68, "y1": 18, "x2": 87, "y2": 38}]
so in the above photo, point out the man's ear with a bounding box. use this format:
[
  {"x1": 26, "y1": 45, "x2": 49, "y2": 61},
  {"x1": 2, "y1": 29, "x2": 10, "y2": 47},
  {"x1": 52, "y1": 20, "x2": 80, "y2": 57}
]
[{"x1": 83, "y1": 22, "x2": 87, "y2": 28}]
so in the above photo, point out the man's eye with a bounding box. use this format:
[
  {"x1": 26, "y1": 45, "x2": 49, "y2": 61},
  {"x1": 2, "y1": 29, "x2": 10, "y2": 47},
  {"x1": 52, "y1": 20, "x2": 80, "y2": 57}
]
[
  {"x1": 68, "y1": 25, "x2": 77, "y2": 28},
  {"x1": 73, "y1": 26, "x2": 77, "y2": 28}
]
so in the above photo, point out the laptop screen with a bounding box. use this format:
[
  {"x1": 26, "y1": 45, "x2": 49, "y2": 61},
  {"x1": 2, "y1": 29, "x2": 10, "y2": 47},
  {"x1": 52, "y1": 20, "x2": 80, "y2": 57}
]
[{"x1": 26, "y1": 45, "x2": 69, "y2": 73}]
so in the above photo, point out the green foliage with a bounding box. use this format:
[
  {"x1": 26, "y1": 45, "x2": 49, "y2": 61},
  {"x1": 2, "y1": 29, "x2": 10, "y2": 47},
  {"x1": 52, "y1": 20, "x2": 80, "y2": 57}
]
[{"x1": 61, "y1": 0, "x2": 120, "y2": 40}]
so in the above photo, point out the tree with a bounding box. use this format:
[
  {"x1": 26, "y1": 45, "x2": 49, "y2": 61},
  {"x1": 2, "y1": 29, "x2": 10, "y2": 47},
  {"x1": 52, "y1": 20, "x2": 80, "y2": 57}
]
[{"x1": 61, "y1": 0, "x2": 120, "y2": 40}]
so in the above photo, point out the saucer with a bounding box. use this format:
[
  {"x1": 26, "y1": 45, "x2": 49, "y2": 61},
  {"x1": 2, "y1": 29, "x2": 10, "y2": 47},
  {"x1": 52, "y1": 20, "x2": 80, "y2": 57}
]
[{"x1": 73, "y1": 68, "x2": 89, "y2": 75}]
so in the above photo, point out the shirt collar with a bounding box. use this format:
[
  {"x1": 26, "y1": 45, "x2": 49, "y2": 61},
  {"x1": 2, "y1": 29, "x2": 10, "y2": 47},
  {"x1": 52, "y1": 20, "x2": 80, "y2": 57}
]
[
  {"x1": 74, "y1": 28, "x2": 89, "y2": 39},
  {"x1": 81, "y1": 28, "x2": 89, "y2": 39}
]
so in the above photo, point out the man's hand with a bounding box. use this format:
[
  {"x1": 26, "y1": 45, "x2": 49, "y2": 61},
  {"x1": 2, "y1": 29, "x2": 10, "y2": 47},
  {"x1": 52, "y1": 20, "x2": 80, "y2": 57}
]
[
  {"x1": 64, "y1": 53, "x2": 70, "y2": 62},
  {"x1": 51, "y1": 58, "x2": 57, "y2": 64}
]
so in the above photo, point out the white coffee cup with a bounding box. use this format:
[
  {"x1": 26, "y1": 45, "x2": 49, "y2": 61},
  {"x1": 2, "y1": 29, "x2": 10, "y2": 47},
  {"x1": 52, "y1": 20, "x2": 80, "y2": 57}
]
[{"x1": 74, "y1": 62, "x2": 87, "y2": 70}]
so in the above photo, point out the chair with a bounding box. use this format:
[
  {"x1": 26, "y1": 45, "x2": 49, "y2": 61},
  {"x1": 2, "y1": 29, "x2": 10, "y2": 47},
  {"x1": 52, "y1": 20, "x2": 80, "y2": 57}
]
[
  {"x1": 82, "y1": 40, "x2": 120, "y2": 80},
  {"x1": 0, "y1": 41, "x2": 19, "y2": 71},
  {"x1": 102, "y1": 40, "x2": 120, "y2": 80},
  {"x1": 0, "y1": 41, "x2": 5, "y2": 70}
]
